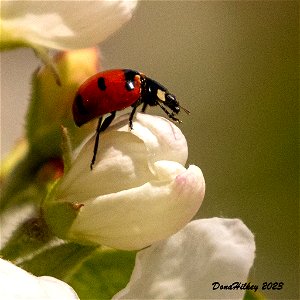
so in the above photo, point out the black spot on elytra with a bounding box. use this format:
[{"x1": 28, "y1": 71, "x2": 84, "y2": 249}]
[
  {"x1": 97, "y1": 77, "x2": 106, "y2": 91},
  {"x1": 123, "y1": 69, "x2": 139, "y2": 91},
  {"x1": 75, "y1": 94, "x2": 88, "y2": 114}
]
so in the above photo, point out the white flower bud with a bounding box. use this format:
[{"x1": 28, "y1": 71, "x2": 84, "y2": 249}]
[{"x1": 55, "y1": 113, "x2": 205, "y2": 250}]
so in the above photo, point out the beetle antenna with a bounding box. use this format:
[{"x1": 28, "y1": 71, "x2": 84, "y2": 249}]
[{"x1": 179, "y1": 105, "x2": 190, "y2": 115}]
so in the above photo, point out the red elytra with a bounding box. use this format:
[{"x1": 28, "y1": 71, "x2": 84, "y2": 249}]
[{"x1": 73, "y1": 69, "x2": 142, "y2": 126}]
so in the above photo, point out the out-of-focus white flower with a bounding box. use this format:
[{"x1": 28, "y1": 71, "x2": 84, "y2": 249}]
[
  {"x1": 113, "y1": 218, "x2": 256, "y2": 299},
  {"x1": 1, "y1": 0, "x2": 138, "y2": 50},
  {"x1": 52, "y1": 113, "x2": 205, "y2": 250},
  {"x1": 0, "y1": 258, "x2": 79, "y2": 299}
]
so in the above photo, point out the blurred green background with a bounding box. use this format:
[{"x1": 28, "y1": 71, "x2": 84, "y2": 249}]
[{"x1": 1, "y1": 1, "x2": 298, "y2": 299}]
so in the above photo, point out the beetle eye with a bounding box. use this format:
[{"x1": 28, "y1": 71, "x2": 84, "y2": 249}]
[{"x1": 174, "y1": 106, "x2": 180, "y2": 113}]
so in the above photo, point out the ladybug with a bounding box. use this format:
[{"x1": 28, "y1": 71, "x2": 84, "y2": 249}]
[{"x1": 73, "y1": 69, "x2": 189, "y2": 170}]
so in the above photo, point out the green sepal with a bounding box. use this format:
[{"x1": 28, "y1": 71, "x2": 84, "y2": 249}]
[{"x1": 43, "y1": 199, "x2": 81, "y2": 241}]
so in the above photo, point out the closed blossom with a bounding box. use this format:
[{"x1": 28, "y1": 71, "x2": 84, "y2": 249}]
[{"x1": 53, "y1": 113, "x2": 205, "y2": 250}]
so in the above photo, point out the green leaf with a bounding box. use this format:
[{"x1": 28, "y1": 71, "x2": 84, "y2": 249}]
[
  {"x1": 68, "y1": 249, "x2": 136, "y2": 300},
  {"x1": 19, "y1": 243, "x2": 135, "y2": 299},
  {"x1": 19, "y1": 242, "x2": 98, "y2": 279}
]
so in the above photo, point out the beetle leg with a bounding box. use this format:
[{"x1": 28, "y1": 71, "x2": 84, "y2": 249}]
[
  {"x1": 90, "y1": 112, "x2": 116, "y2": 170},
  {"x1": 91, "y1": 116, "x2": 103, "y2": 170},
  {"x1": 141, "y1": 102, "x2": 148, "y2": 112},
  {"x1": 129, "y1": 106, "x2": 137, "y2": 130},
  {"x1": 99, "y1": 111, "x2": 116, "y2": 132},
  {"x1": 157, "y1": 101, "x2": 182, "y2": 123}
]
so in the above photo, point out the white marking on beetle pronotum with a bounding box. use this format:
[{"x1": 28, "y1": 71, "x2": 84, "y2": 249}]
[{"x1": 157, "y1": 89, "x2": 166, "y2": 102}]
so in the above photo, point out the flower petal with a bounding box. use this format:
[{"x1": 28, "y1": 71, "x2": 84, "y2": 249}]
[
  {"x1": 57, "y1": 127, "x2": 154, "y2": 201},
  {"x1": 68, "y1": 164, "x2": 205, "y2": 250},
  {"x1": 113, "y1": 218, "x2": 256, "y2": 299},
  {"x1": 0, "y1": 258, "x2": 79, "y2": 299},
  {"x1": 1, "y1": 0, "x2": 137, "y2": 49},
  {"x1": 129, "y1": 113, "x2": 188, "y2": 167}
]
